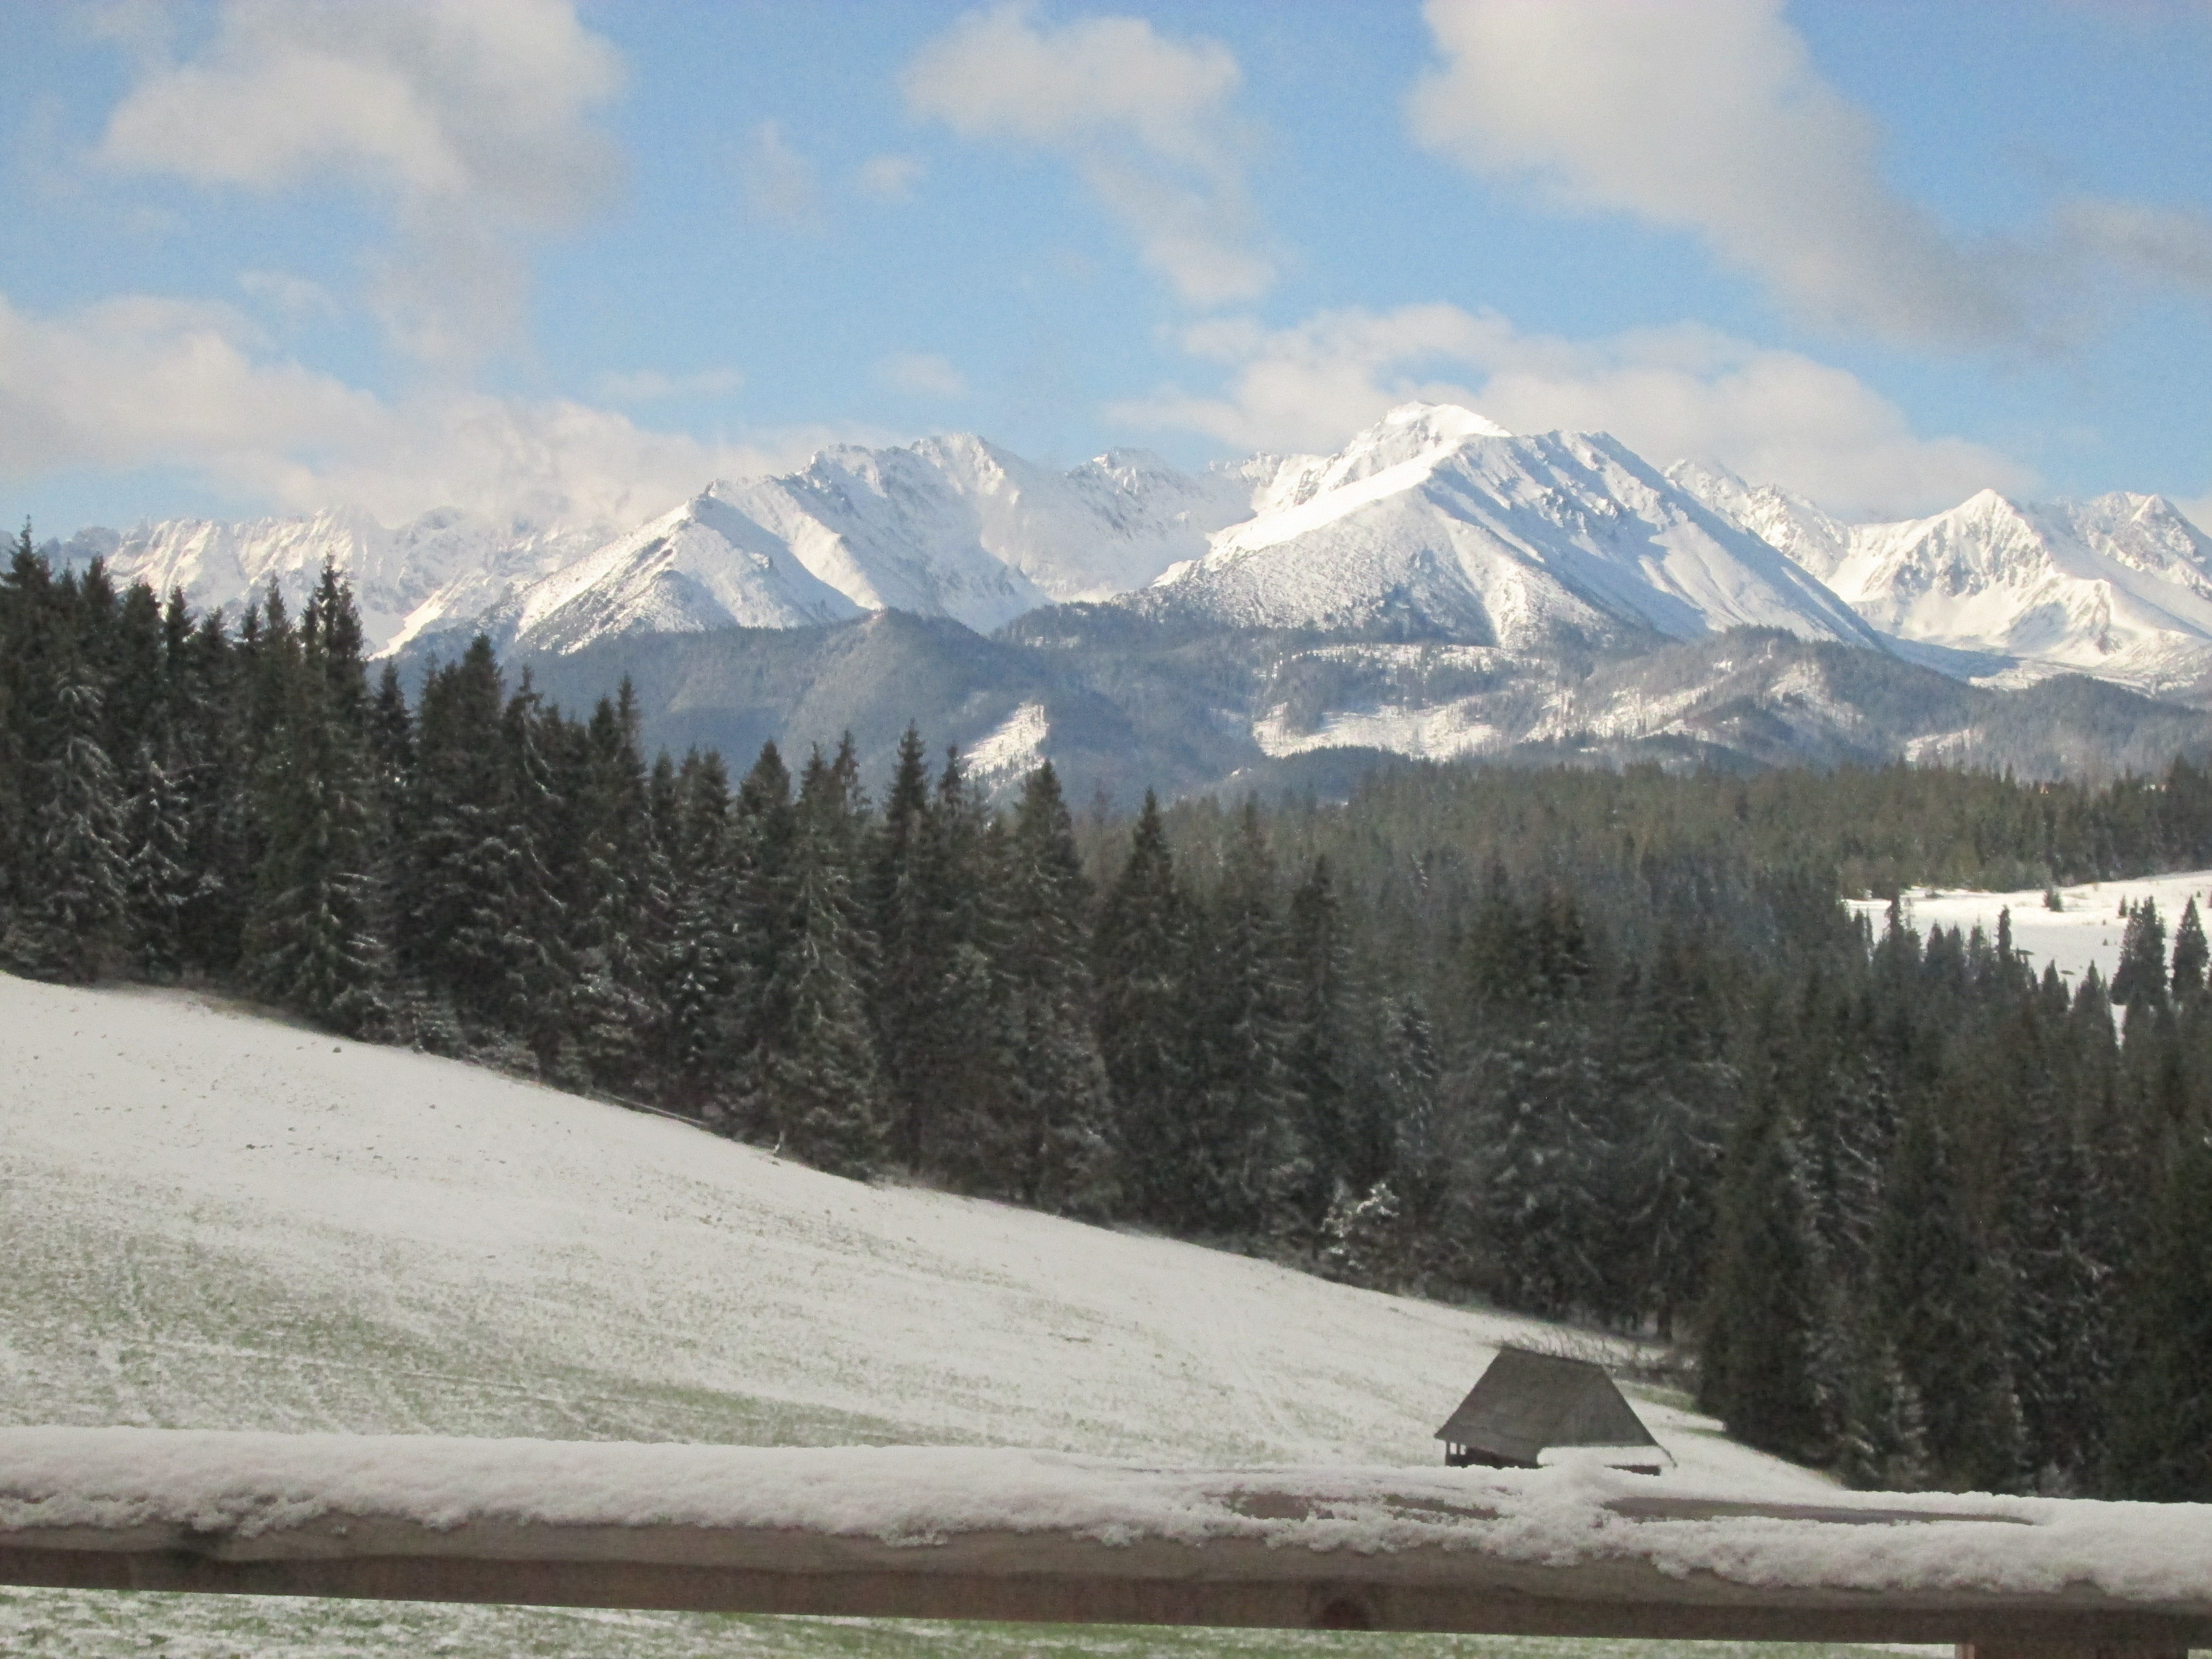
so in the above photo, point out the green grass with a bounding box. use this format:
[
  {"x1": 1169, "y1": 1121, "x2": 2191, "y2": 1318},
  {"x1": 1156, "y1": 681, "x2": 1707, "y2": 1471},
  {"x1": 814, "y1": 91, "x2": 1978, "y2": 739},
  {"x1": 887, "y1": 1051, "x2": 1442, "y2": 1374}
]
[{"x1": 0, "y1": 1589, "x2": 1939, "y2": 1659}]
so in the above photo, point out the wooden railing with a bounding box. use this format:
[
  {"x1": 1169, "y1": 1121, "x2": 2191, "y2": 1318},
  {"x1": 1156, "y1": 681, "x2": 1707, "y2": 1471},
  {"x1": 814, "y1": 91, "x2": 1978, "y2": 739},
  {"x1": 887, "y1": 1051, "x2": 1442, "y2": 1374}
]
[{"x1": 2, "y1": 1431, "x2": 2205, "y2": 1658}]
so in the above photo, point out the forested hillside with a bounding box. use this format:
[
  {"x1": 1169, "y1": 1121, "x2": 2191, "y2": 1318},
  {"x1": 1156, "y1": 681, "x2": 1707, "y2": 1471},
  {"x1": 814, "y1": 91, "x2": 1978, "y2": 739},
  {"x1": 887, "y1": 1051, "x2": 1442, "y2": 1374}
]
[{"x1": 4, "y1": 536, "x2": 2210, "y2": 1502}]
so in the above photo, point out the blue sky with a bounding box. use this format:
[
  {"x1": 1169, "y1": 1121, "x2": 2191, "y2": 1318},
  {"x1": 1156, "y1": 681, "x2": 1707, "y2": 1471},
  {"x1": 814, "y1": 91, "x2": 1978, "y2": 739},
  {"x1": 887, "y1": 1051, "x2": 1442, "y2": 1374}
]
[{"x1": 3, "y1": 0, "x2": 2210, "y2": 539}]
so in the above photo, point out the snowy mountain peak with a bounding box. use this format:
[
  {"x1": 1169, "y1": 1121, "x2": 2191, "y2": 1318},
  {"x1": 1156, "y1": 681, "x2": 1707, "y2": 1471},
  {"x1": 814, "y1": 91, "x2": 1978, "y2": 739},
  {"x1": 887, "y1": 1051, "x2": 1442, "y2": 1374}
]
[
  {"x1": 1380, "y1": 400, "x2": 1513, "y2": 438},
  {"x1": 1151, "y1": 415, "x2": 1881, "y2": 652}
]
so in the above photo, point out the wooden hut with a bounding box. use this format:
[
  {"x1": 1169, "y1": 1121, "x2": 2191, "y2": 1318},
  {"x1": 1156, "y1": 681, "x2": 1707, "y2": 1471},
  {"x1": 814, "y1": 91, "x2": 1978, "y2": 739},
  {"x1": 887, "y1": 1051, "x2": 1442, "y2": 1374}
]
[{"x1": 1434, "y1": 1347, "x2": 1665, "y2": 1474}]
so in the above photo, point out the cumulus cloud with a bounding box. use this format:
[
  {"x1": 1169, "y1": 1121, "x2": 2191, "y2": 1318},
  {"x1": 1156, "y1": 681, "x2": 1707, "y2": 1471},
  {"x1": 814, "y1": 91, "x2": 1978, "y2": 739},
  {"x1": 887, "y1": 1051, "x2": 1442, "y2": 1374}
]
[
  {"x1": 1409, "y1": 0, "x2": 2018, "y2": 348},
  {"x1": 1111, "y1": 302, "x2": 2034, "y2": 517},
  {"x1": 877, "y1": 352, "x2": 969, "y2": 398},
  {"x1": 857, "y1": 154, "x2": 924, "y2": 202},
  {"x1": 904, "y1": 2, "x2": 1271, "y2": 304},
  {"x1": 739, "y1": 121, "x2": 820, "y2": 228},
  {"x1": 0, "y1": 290, "x2": 839, "y2": 530},
  {"x1": 99, "y1": 0, "x2": 625, "y2": 365}
]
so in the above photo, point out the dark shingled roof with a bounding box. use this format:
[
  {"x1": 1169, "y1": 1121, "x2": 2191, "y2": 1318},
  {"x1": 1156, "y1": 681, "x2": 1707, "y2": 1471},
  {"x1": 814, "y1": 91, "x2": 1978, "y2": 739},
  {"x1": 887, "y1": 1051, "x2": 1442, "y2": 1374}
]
[{"x1": 1433, "y1": 1347, "x2": 1660, "y2": 1467}]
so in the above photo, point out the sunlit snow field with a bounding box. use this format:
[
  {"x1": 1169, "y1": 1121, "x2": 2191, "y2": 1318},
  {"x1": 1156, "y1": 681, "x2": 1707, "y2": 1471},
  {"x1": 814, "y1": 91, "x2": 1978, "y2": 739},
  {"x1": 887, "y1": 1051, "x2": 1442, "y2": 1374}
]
[
  {"x1": 1849, "y1": 867, "x2": 2212, "y2": 985},
  {"x1": 1, "y1": 974, "x2": 1872, "y2": 1659}
]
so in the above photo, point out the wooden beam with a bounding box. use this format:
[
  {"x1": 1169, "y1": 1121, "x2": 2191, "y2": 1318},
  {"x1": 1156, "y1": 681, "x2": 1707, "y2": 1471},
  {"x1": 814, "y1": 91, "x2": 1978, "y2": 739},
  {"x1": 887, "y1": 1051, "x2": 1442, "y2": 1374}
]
[
  {"x1": 4, "y1": 1431, "x2": 2208, "y2": 1656},
  {"x1": 3, "y1": 1510, "x2": 2209, "y2": 1650}
]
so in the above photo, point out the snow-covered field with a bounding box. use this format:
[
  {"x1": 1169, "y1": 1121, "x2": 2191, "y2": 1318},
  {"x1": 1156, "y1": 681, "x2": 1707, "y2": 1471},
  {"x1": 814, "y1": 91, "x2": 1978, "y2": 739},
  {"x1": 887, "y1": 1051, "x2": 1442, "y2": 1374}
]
[
  {"x1": 0, "y1": 973, "x2": 1837, "y2": 1656},
  {"x1": 1849, "y1": 868, "x2": 2212, "y2": 986}
]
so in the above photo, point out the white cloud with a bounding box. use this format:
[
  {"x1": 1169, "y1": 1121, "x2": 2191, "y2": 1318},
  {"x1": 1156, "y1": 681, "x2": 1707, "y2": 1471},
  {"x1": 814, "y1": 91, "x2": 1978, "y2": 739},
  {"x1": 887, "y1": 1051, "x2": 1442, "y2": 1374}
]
[
  {"x1": 857, "y1": 154, "x2": 924, "y2": 201},
  {"x1": 0, "y1": 290, "x2": 840, "y2": 530},
  {"x1": 903, "y1": 2, "x2": 1271, "y2": 305},
  {"x1": 1110, "y1": 302, "x2": 2034, "y2": 517},
  {"x1": 238, "y1": 268, "x2": 340, "y2": 323},
  {"x1": 98, "y1": 0, "x2": 625, "y2": 365},
  {"x1": 595, "y1": 367, "x2": 745, "y2": 404},
  {"x1": 740, "y1": 121, "x2": 819, "y2": 228},
  {"x1": 877, "y1": 352, "x2": 969, "y2": 398},
  {"x1": 1409, "y1": 0, "x2": 2018, "y2": 348}
]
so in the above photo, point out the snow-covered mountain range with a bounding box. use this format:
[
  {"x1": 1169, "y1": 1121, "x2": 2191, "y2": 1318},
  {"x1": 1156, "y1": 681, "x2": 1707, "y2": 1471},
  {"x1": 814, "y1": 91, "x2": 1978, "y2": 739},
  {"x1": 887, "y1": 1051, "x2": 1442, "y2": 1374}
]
[
  {"x1": 51, "y1": 405, "x2": 2212, "y2": 718},
  {"x1": 57, "y1": 433, "x2": 1259, "y2": 657},
  {"x1": 1670, "y1": 462, "x2": 2212, "y2": 695}
]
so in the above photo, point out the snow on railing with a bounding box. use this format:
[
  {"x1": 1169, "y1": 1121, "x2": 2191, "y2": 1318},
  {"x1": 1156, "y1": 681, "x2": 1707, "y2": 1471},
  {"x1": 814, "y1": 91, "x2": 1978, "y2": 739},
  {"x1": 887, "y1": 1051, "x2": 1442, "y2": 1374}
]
[{"x1": 2, "y1": 1429, "x2": 2208, "y2": 1656}]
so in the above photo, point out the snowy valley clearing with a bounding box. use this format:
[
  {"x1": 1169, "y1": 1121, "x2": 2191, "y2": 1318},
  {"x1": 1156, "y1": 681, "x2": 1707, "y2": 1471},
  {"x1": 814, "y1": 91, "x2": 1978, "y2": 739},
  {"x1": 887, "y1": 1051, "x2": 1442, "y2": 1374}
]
[
  {"x1": 2, "y1": 973, "x2": 1860, "y2": 1658},
  {"x1": 1849, "y1": 868, "x2": 2212, "y2": 985}
]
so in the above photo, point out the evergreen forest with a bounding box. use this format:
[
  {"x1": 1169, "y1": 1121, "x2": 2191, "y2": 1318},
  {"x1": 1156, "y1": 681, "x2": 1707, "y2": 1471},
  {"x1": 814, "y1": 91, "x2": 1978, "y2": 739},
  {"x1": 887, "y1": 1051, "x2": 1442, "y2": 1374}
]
[{"x1": 6, "y1": 535, "x2": 2212, "y2": 1502}]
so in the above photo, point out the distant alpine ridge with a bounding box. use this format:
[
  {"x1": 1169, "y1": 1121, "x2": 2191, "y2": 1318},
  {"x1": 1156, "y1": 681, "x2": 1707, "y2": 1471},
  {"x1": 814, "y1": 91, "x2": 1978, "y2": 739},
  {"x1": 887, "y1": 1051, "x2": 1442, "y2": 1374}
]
[
  {"x1": 47, "y1": 405, "x2": 2212, "y2": 786},
  {"x1": 1668, "y1": 462, "x2": 2212, "y2": 695}
]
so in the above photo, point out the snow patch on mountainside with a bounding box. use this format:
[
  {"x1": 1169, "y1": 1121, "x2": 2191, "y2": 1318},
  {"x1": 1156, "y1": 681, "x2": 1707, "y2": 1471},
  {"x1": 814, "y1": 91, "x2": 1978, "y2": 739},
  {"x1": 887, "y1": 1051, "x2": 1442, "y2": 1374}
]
[
  {"x1": 1254, "y1": 701, "x2": 1502, "y2": 760},
  {"x1": 964, "y1": 701, "x2": 1050, "y2": 783}
]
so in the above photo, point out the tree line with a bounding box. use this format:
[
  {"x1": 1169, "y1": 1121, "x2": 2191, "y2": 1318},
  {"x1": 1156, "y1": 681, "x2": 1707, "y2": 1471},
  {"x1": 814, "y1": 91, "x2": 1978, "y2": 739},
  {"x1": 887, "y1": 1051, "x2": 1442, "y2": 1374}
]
[{"x1": 4, "y1": 535, "x2": 2209, "y2": 1500}]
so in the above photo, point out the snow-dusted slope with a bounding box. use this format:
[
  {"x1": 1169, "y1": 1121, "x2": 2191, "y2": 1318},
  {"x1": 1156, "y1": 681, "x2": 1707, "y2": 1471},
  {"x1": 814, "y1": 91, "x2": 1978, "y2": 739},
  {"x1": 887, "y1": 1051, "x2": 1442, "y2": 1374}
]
[
  {"x1": 57, "y1": 510, "x2": 604, "y2": 657},
  {"x1": 1664, "y1": 461, "x2": 1855, "y2": 582},
  {"x1": 486, "y1": 491, "x2": 863, "y2": 653},
  {"x1": 0, "y1": 973, "x2": 1809, "y2": 1492},
  {"x1": 1147, "y1": 405, "x2": 1882, "y2": 652},
  {"x1": 901, "y1": 434, "x2": 1258, "y2": 601}
]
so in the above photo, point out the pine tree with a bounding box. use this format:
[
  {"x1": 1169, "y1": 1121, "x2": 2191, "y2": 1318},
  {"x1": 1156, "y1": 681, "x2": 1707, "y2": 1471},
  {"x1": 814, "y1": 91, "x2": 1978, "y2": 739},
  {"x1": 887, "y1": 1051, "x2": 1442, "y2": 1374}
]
[
  {"x1": 243, "y1": 663, "x2": 388, "y2": 1033},
  {"x1": 15, "y1": 674, "x2": 129, "y2": 980},
  {"x1": 121, "y1": 739, "x2": 196, "y2": 979},
  {"x1": 1185, "y1": 799, "x2": 1298, "y2": 1235},
  {"x1": 1095, "y1": 791, "x2": 1199, "y2": 1225},
  {"x1": 993, "y1": 762, "x2": 1111, "y2": 1211},
  {"x1": 2104, "y1": 1130, "x2": 2212, "y2": 1500},
  {"x1": 1700, "y1": 1012, "x2": 1828, "y2": 1463},
  {"x1": 750, "y1": 743, "x2": 883, "y2": 1177},
  {"x1": 1874, "y1": 1099, "x2": 2025, "y2": 1490},
  {"x1": 2171, "y1": 897, "x2": 2208, "y2": 998},
  {"x1": 562, "y1": 684, "x2": 665, "y2": 1095},
  {"x1": 1286, "y1": 857, "x2": 1385, "y2": 1228},
  {"x1": 2110, "y1": 897, "x2": 2167, "y2": 1010},
  {"x1": 394, "y1": 637, "x2": 558, "y2": 1048},
  {"x1": 660, "y1": 749, "x2": 740, "y2": 1110}
]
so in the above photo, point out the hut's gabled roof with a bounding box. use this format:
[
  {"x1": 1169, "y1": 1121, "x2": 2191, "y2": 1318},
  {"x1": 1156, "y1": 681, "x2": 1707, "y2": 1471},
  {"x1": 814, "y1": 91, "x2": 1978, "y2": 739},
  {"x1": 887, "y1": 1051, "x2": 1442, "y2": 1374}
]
[{"x1": 1433, "y1": 1347, "x2": 1660, "y2": 1466}]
